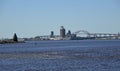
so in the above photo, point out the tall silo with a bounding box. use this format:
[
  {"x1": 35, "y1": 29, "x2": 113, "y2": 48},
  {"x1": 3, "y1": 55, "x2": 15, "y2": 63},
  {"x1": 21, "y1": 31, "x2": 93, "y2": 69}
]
[{"x1": 60, "y1": 26, "x2": 66, "y2": 38}]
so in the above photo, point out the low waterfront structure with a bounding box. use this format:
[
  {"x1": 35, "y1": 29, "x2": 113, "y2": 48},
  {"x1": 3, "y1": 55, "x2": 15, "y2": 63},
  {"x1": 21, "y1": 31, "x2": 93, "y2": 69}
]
[
  {"x1": 0, "y1": 33, "x2": 25, "y2": 44},
  {"x1": 0, "y1": 38, "x2": 25, "y2": 44}
]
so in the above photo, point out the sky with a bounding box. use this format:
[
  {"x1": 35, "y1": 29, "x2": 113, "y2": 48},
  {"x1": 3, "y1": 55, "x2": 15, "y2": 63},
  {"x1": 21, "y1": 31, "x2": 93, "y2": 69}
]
[{"x1": 0, "y1": 0, "x2": 120, "y2": 38}]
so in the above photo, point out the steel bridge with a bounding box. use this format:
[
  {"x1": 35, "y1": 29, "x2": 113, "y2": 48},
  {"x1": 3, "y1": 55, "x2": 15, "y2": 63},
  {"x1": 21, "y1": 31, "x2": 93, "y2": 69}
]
[{"x1": 73, "y1": 30, "x2": 120, "y2": 39}]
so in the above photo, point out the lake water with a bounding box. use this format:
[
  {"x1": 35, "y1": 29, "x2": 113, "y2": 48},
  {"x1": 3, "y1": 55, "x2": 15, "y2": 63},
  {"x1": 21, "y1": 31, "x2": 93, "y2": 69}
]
[{"x1": 0, "y1": 40, "x2": 120, "y2": 71}]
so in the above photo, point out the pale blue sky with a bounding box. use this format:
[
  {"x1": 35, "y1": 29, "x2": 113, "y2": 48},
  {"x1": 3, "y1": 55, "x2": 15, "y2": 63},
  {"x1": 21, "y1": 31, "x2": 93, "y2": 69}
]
[{"x1": 0, "y1": 0, "x2": 120, "y2": 38}]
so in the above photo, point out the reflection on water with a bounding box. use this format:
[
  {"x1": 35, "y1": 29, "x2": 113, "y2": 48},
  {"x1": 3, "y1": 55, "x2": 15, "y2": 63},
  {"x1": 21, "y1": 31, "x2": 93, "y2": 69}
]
[{"x1": 0, "y1": 40, "x2": 120, "y2": 71}]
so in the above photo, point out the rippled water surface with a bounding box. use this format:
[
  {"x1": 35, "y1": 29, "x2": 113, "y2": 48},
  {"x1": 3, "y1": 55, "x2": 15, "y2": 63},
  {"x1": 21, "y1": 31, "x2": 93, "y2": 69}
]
[{"x1": 0, "y1": 40, "x2": 120, "y2": 71}]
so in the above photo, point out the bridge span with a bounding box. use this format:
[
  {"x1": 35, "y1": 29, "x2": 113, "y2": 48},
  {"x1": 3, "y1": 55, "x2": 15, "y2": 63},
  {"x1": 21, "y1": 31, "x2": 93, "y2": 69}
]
[{"x1": 73, "y1": 30, "x2": 120, "y2": 39}]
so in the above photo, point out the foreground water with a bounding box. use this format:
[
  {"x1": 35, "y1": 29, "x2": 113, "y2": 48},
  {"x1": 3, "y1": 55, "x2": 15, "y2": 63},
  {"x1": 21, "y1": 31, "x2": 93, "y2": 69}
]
[{"x1": 0, "y1": 40, "x2": 120, "y2": 71}]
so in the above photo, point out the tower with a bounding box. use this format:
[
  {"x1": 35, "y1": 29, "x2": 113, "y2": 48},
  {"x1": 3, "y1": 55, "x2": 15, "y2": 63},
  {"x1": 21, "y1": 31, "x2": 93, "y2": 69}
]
[
  {"x1": 60, "y1": 26, "x2": 66, "y2": 38},
  {"x1": 67, "y1": 30, "x2": 71, "y2": 37},
  {"x1": 50, "y1": 31, "x2": 54, "y2": 38}
]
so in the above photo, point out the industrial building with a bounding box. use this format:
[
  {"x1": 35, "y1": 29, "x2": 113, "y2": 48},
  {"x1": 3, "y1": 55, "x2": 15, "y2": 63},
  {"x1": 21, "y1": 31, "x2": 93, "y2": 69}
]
[{"x1": 60, "y1": 26, "x2": 66, "y2": 38}]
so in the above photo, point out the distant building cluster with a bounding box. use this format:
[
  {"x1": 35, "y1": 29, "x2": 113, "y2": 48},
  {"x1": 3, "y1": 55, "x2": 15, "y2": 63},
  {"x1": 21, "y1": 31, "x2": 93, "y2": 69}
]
[
  {"x1": 49, "y1": 26, "x2": 76, "y2": 40},
  {"x1": 28, "y1": 26, "x2": 76, "y2": 40}
]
